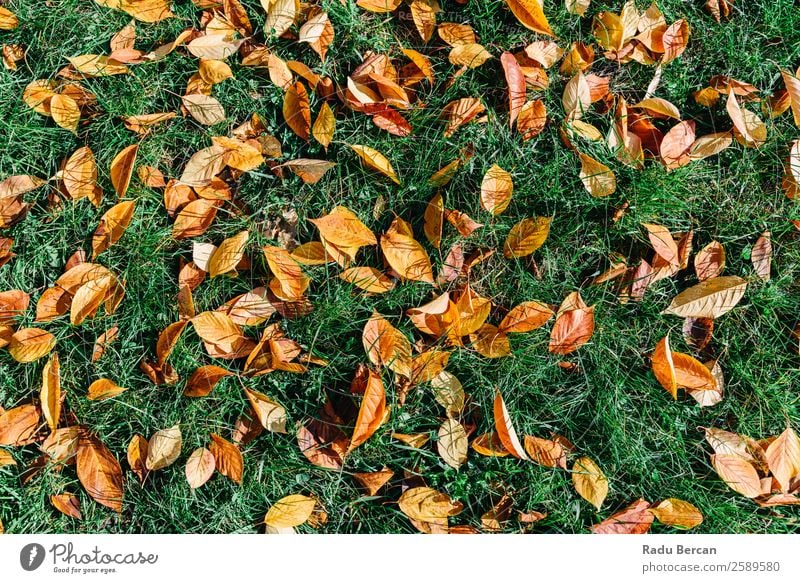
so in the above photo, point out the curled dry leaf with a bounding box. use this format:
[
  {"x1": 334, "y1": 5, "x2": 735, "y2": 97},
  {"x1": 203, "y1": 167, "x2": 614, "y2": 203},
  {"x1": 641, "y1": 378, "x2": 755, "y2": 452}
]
[
  {"x1": 145, "y1": 424, "x2": 182, "y2": 471},
  {"x1": 572, "y1": 456, "x2": 608, "y2": 510},
  {"x1": 245, "y1": 388, "x2": 287, "y2": 433},
  {"x1": 493, "y1": 389, "x2": 529, "y2": 460}
]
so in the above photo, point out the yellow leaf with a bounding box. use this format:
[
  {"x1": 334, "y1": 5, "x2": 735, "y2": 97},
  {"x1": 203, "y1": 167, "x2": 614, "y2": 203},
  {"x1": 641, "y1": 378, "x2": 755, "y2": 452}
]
[
  {"x1": 649, "y1": 498, "x2": 704, "y2": 530},
  {"x1": 480, "y1": 164, "x2": 513, "y2": 215},
  {"x1": 312, "y1": 102, "x2": 335, "y2": 150},
  {"x1": 578, "y1": 152, "x2": 615, "y2": 197},
  {"x1": 87, "y1": 378, "x2": 127, "y2": 401},
  {"x1": 572, "y1": 456, "x2": 608, "y2": 510},
  {"x1": 50, "y1": 94, "x2": 81, "y2": 133},
  {"x1": 265, "y1": 494, "x2": 317, "y2": 528},
  {"x1": 506, "y1": 0, "x2": 554, "y2": 36},
  {"x1": 40, "y1": 353, "x2": 61, "y2": 432},
  {"x1": 503, "y1": 216, "x2": 551, "y2": 258},
  {"x1": 92, "y1": 200, "x2": 136, "y2": 258},
  {"x1": 350, "y1": 144, "x2": 400, "y2": 184},
  {"x1": 208, "y1": 230, "x2": 248, "y2": 278}
]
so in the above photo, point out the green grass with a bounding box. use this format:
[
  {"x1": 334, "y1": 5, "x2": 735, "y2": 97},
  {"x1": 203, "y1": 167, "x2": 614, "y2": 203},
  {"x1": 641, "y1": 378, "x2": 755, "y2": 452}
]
[{"x1": 1, "y1": 0, "x2": 800, "y2": 534}]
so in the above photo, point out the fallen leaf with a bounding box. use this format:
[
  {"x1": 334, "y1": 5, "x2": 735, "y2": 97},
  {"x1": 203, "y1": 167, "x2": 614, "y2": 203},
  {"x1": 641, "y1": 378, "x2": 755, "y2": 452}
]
[
  {"x1": 572, "y1": 456, "x2": 608, "y2": 510},
  {"x1": 185, "y1": 447, "x2": 216, "y2": 489},
  {"x1": 145, "y1": 424, "x2": 182, "y2": 471}
]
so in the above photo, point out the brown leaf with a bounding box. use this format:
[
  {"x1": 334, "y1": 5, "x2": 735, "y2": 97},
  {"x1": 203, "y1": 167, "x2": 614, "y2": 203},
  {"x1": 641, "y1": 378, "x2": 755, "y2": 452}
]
[
  {"x1": 380, "y1": 230, "x2": 434, "y2": 283},
  {"x1": 517, "y1": 99, "x2": 547, "y2": 140},
  {"x1": 50, "y1": 94, "x2": 81, "y2": 133},
  {"x1": 245, "y1": 388, "x2": 287, "y2": 433},
  {"x1": 76, "y1": 431, "x2": 124, "y2": 512},
  {"x1": 694, "y1": 241, "x2": 725, "y2": 281},
  {"x1": 349, "y1": 369, "x2": 386, "y2": 451},
  {"x1": 442, "y1": 97, "x2": 485, "y2": 137},
  {"x1": 9, "y1": 328, "x2": 56, "y2": 362},
  {"x1": 660, "y1": 120, "x2": 696, "y2": 170},
  {"x1": 501, "y1": 52, "x2": 526, "y2": 126},
  {"x1": 184, "y1": 365, "x2": 232, "y2": 397},
  {"x1": 312, "y1": 102, "x2": 335, "y2": 150},
  {"x1": 578, "y1": 152, "x2": 616, "y2": 197},
  {"x1": 572, "y1": 456, "x2": 608, "y2": 510},
  {"x1": 350, "y1": 144, "x2": 400, "y2": 184},
  {"x1": 499, "y1": 301, "x2": 554, "y2": 334},
  {"x1": 398, "y1": 486, "x2": 463, "y2": 524},
  {"x1": 297, "y1": 419, "x2": 345, "y2": 470},
  {"x1": 549, "y1": 292, "x2": 594, "y2": 355},
  {"x1": 63, "y1": 146, "x2": 97, "y2": 201},
  {"x1": 524, "y1": 435, "x2": 567, "y2": 469},
  {"x1": 209, "y1": 433, "x2": 243, "y2": 484},
  {"x1": 127, "y1": 434, "x2": 148, "y2": 482},
  {"x1": 353, "y1": 468, "x2": 394, "y2": 495},
  {"x1": 40, "y1": 353, "x2": 61, "y2": 433},
  {"x1": 208, "y1": 230, "x2": 248, "y2": 278}
]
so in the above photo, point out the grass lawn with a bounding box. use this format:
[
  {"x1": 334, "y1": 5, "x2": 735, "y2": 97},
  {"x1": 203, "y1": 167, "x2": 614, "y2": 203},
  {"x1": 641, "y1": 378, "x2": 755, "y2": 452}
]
[{"x1": 1, "y1": 0, "x2": 800, "y2": 534}]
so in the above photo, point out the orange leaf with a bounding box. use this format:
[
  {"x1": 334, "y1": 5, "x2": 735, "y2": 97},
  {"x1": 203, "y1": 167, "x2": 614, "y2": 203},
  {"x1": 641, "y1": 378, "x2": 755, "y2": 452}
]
[{"x1": 76, "y1": 431, "x2": 124, "y2": 512}]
